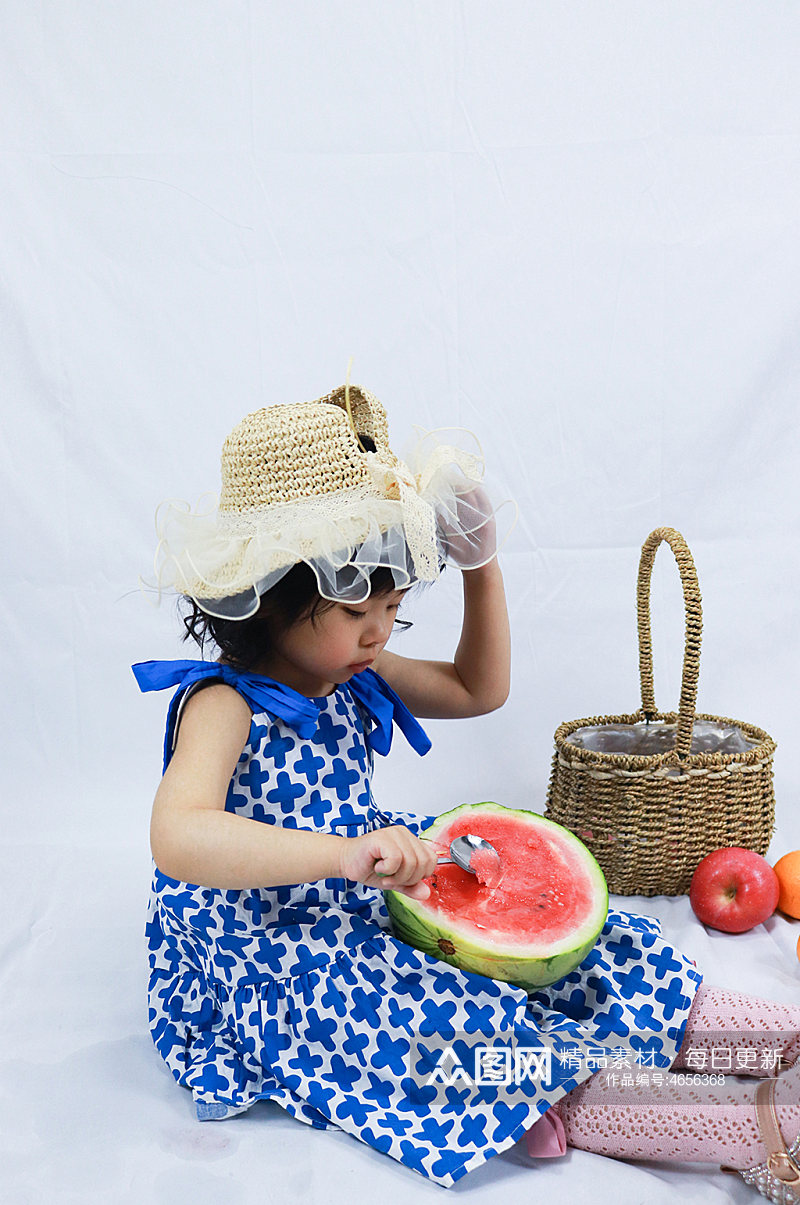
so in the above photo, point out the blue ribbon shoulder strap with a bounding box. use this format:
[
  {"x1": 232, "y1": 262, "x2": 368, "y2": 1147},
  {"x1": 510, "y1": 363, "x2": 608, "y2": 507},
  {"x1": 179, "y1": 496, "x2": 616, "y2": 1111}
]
[
  {"x1": 131, "y1": 660, "x2": 431, "y2": 764},
  {"x1": 347, "y1": 668, "x2": 432, "y2": 757},
  {"x1": 132, "y1": 659, "x2": 324, "y2": 770},
  {"x1": 132, "y1": 659, "x2": 321, "y2": 735}
]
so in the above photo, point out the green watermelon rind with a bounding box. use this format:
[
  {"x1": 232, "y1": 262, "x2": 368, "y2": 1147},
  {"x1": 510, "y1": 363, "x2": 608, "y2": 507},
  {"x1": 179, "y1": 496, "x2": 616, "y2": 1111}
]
[{"x1": 384, "y1": 801, "x2": 609, "y2": 991}]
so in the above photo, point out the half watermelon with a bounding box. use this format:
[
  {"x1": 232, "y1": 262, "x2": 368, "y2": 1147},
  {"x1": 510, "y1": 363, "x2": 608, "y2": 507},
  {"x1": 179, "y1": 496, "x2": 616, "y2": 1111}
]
[{"x1": 385, "y1": 802, "x2": 609, "y2": 990}]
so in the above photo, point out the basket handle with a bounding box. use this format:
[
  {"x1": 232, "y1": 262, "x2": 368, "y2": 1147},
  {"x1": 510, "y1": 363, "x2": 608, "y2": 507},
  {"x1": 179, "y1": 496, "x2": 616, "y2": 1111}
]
[{"x1": 636, "y1": 527, "x2": 703, "y2": 760}]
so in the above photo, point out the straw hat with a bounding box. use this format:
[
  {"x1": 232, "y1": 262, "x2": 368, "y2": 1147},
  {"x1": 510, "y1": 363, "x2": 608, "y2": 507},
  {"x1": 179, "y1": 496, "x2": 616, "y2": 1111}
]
[{"x1": 148, "y1": 383, "x2": 513, "y2": 619}]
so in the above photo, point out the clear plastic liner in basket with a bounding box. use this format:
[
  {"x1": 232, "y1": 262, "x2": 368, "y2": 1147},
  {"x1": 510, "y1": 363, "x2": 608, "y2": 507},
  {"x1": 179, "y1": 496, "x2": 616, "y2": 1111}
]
[{"x1": 565, "y1": 719, "x2": 759, "y2": 757}]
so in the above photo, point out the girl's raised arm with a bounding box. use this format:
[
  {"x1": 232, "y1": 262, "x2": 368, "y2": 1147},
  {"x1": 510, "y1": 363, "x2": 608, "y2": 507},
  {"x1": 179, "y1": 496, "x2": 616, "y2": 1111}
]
[{"x1": 373, "y1": 557, "x2": 510, "y2": 721}]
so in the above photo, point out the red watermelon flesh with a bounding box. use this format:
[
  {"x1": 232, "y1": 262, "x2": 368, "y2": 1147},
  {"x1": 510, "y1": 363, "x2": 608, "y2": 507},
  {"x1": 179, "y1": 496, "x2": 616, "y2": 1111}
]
[
  {"x1": 468, "y1": 845, "x2": 502, "y2": 889},
  {"x1": 385, "y1": 802, "x2": 609, "y2": 990},
  {"x1": 429, "y1": 811, "x2": 597, "y2": 944}
]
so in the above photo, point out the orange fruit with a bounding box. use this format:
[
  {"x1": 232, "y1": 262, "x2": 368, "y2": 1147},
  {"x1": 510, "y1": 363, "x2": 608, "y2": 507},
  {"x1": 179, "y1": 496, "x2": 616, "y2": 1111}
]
[{"x1": 773, "y1": 850, "x2": 800, "y2": 919}]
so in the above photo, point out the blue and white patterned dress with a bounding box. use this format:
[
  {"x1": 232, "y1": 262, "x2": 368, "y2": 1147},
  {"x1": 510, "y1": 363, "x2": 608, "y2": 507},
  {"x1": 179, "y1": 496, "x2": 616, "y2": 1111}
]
[{"x1": 134, "y1": 659, "x2": 702, "y2": 1188}]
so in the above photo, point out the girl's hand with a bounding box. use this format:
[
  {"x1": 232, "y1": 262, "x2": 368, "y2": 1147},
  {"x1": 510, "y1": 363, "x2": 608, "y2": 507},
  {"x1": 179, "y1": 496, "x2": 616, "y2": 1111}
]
[
  {"x1": 338, "y1": 826, "x2": 438, "y2": 900},
  {"x1": 438, "y1": 483, "x2": 498, "y2": 568}
]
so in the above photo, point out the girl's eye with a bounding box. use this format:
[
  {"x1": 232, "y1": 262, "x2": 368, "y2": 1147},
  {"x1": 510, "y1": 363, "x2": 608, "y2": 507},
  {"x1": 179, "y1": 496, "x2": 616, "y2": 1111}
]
[{"x1": 342, "y1": 601, "x2": 401, "y2": 619}]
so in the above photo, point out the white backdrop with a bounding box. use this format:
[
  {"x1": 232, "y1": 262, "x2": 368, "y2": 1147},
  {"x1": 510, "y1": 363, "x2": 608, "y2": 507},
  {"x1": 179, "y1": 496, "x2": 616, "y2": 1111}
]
[{"x1": 2, "y1": 4, "x2": 800, "y2": 1203}]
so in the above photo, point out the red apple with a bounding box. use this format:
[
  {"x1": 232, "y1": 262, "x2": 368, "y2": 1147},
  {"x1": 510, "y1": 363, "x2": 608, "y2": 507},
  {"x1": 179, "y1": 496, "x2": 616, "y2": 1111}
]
[{"x1": 689, "y1": 847, "x2": 780, "y2": 933}]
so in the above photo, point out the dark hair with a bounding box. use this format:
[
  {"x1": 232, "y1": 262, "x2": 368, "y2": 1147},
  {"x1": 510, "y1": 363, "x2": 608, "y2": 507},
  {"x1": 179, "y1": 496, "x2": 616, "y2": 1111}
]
[{"x1": 181, "y1": 561, "x2": 412, "y2": 670}]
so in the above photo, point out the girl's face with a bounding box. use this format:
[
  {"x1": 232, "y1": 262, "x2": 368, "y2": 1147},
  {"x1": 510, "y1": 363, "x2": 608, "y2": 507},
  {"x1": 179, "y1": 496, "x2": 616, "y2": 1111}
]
[{"x1": 258, "y1": 588, "x2": 407, "y2": 696}]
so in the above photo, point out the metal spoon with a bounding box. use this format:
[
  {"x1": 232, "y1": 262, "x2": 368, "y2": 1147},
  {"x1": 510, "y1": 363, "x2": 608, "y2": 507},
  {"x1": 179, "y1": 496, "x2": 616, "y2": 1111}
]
[{"x1": 422, "y1": 833, "x2": 500, "y2": 876}]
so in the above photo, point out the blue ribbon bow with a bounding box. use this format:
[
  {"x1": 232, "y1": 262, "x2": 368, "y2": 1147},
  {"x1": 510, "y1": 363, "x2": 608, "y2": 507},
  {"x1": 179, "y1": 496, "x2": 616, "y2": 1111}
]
[{"x1": 131, "y1": 659, "x2": 432, "y2": 761}]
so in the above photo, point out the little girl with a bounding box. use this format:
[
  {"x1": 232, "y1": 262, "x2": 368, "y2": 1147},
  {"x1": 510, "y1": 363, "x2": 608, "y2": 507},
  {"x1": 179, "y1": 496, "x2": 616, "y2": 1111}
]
[{"x1": 135, "y1": 383, "x2": 800, "y2": 1199}]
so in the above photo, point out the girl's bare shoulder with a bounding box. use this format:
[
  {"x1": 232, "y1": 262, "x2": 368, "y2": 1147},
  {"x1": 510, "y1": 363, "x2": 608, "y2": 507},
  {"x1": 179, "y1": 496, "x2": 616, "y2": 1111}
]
[
  {"x1": 174, "y1": 680, "x2": 253, "y2": 754},
  {"x1": 156, "y1": 682, "x2": 254, "y2": 814}
]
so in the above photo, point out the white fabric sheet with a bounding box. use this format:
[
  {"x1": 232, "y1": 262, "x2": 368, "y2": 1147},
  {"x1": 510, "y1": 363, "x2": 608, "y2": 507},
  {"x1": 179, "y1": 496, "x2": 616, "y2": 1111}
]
[{"x1": 2, "y1": 2, "x2": 800, "y2": 1201}]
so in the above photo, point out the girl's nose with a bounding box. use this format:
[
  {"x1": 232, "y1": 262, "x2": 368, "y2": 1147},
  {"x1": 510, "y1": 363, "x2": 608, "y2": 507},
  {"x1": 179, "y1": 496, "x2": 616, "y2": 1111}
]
[{"x1": 362, "y1": 613, "x2": 393, "y2": 647}]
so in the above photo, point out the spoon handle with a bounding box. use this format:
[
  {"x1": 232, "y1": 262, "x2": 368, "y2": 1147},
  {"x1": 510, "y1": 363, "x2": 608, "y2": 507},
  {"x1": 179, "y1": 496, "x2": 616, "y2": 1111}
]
[{"x1": 419, "y1": 837, "x2": 452, "y2": 865}]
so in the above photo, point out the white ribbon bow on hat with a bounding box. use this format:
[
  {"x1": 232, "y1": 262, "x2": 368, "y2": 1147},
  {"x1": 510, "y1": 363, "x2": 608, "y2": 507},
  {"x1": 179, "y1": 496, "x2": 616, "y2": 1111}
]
[
  {"x1": 363, "y1": 440, "x2": 489, "y2": 581},
  {"x1": 363, "y1": 452, "x2": 440, "y2": 580}
]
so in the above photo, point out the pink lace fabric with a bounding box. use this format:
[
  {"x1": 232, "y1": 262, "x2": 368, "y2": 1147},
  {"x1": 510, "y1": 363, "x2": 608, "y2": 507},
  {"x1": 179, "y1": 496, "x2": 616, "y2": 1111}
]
[
  {"x1": 673, "y1": 985, "x2": 800, "y2": 1076},
  {"x1": 554, "y1": 1059, "x2": 800, "y2": 1169},
  {"x1": 526, "y1": 985, "x2": 800, "y2": 1168}
]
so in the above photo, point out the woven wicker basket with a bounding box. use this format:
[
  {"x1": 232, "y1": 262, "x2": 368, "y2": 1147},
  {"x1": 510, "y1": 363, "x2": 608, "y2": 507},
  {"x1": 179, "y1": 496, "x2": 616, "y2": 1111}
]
[{"x1": 544, "y1": 527, "x2": 776, "y2": 897}]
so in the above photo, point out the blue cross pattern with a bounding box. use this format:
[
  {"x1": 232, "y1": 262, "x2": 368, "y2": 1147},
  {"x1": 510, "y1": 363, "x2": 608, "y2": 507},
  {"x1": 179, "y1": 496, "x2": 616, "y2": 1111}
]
[
  {"x1": 300, "y1": 788, "x2": 333, "y2": 824},
  {"x1": 323, "y1": 1053, "x2": 362, "y2": 1092},
  {"x1": 266, "y1": 771, "x2": 306, "y2": 813},
  {"x1": 581, "y1": 975, "x2": 611, "y2": 1007},
  {"x1": 415, "y1": 1115, "x2": 456, "y2": 1146},
  {"x1": 654, "y1": 975, "x2": 692, "y2": 1021},
  {"x1": 320, "y1": 980, "x2": 349, "y2": 1018},
  {"x1": 346, "y1": 733, "x2": 368, "y2": 773},
  {"x1": 490, "y1": 1099, "x2": 533, "y2": 1141},
  {"x1": 646, "y1": 947, "x2": 685, "y2": 979},
  {"x1": 419, "y1": 998, "x2": 458, "y2": 1041},
  {"x1": 374, "y1": 1114, "x2": 413, "y2": 1137},
  {"x1": 249, "y1": 722, "x2": 269, "y2": 753},
  {"x1": 336, "y1": 1097, "x2": 378, "y2": 1127},
  {"x1": 615, "y1": 963, "x2": 654, "y2": 1001},
  {"x1": 629, "y1": 1002, "x2": 661, "y2": 1032},
  {"x1": 404, "y1": 1083, "x2": 455, "y2": 1118},
  {"x1": 352, "y1": 985, "x2": 383, "y2": 1027},
  {"x1": 429, "y1": 969, "x2": 466, "y2": 998},
  {"x1": 216, "y1": 905, "x2": 248, "y2": 934},
  {"x1": 304, "y1": 1007, "x2": 339, "y2": 1052},
  {"x1": 247, "y1": 803, "x2": 272, "y2": 825},
  {"x1": 604, "y1": 933, "x2": 643, "y2": 966},
  {"x1": 381, "y1": 997, "x2": 412, "y2": 1033},
  {"x1": 431, "y1": 1148, "x2": 470, "y2": 1180},
  {"x1": 402, "y1": 1084, "x2": 439, "y2": 1119},
  {"x1": 197, "y1": 1061, "x2": 233, "y2": 1096},
  {"x1": 361, "y1": 1126, "x2": 395, "y2": 1154},
  {"x1": 293, "y1": 744, "x2": 325, "y2": 785},
  {"x1": 250, "y1": 937, "x2": 289, "y2": 975},
  {"x1": 613, "y1": 910, "x2": 661, "y2": 938},
  {"x1": 438, "y1": 1083, "x2": 474, "y2": 1118},
  {"x1": 261, "y1": 727, "x2": 296, "y2": 769},
  {"x1": 547, "y1": 986, "x2": 591, "y2": 1022},
  {"x1": 455, "y1": 1111, "x2": 488, "y2": 1148},
  {"x1": 306, "y1": 1080, "x2": 338, "y2": 1113},
  {"x1": 313, "y1": 712, "x2": 347, "y2": 755},
  {"x1": 287, "y1": 1043, "x2": 325, "y2": 1077},
  {"x1": 225, "y1": 788, "x2": 250, "y2": 813},
  {"x1": 322, "y1": 757, "x2": 361, "y2": 801},
  {"x1": 463, "y1": 1001, "x2": 496, "y2": 1035},
  {"x1": 327, "y1": 801, "x2": 369, "y2": 828},
  {"x1": 342, "y1": 1022, "x2": 371, "y2": 1064},
  {"x1": 588, "y1": 1001, "x2": 627, "y2": 1042},
  {"x1": 371, "y1": 1030, "x2": 410, "y2": 1074},
  {"x1": 313, "y1": 913, "x2": 344, "y2": 948},
  {"x1": 392, "y1": 975, "x2": 428, "y2": 1003},
  {"x1": 260, "y1": 1017, "x2": 292, "y2": 1058},
  {"x1": 398, "y1": 1140, "x2": 432, "y2": 1175},
  {"x1": 237, "y1": 758, "x2": 270, "y2": 799},
  {"x1": 459, "y1": 972, "x2": 503, "y2": 999},
  {"x1": 363, "y1": 1071, "x2": 397, "y2": 1106}
]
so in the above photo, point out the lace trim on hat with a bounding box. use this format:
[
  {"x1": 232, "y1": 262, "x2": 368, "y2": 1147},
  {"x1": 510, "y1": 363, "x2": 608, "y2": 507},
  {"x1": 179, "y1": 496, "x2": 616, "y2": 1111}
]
[{"x1": 142, "y1": 428, "x2": 517, "y2": 620}]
